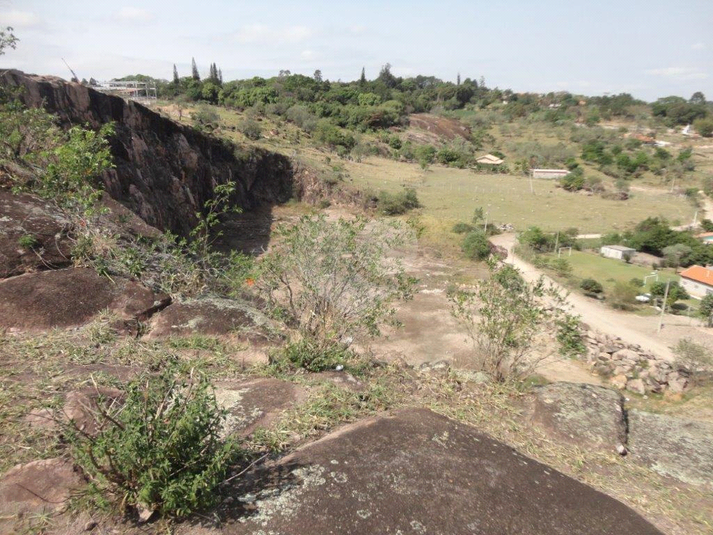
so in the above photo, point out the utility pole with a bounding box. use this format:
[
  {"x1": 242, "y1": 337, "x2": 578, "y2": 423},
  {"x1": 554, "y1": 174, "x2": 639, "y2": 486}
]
[
  {"x1": 554, "y1": 231, "x2": 560, "y2": 255},
  {"x1": 657, "y1": 280, "x2": 671, "y2": 333}
]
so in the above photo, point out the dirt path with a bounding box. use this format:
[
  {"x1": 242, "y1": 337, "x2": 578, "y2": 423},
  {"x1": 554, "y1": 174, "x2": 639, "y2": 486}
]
[{"x1": 491, "y1": 234, "x2": 691, "y2": 361}]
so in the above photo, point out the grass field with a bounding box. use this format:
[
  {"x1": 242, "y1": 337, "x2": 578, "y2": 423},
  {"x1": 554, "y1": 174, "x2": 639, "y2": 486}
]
[
  {"x1": 546, "y1": 250, "x2": 680, "y2": 294},
  {"x1": 340, "y1": 157, "x2": 695, "y2": 235}
]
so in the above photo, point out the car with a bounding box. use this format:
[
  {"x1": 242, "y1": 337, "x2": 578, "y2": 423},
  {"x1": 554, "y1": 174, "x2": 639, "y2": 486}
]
[{"x1": 635, "y1": 293, "x2": 651, "y2": 303}]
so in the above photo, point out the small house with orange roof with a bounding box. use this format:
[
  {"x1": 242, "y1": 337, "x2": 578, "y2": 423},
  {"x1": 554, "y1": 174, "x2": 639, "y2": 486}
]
[{"x1": 679, "y1": 265, "x2": 713, "y2": 298}]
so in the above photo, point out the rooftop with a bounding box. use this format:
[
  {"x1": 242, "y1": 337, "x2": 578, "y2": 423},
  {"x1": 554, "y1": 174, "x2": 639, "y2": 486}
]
[
  {"x1": 601, "y1": 245, "x2": 636, "y2": 252},
  {"x1": 680, "y1": 265, "x2": 713, "y2": 286}
]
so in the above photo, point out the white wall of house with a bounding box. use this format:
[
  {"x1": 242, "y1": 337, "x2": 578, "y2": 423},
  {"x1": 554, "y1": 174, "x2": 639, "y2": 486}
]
[
  {"x1": 600, "y1": 246, "x2": 635, "y2": 260},
  {"x1": 532, "y1": 169, "x2": 569, "y2": 179},
  {"x1": 680, "y1": 278, "x2": 713, "y2": 298}
]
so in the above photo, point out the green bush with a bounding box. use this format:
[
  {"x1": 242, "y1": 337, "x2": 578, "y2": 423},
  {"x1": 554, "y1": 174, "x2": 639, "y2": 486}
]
[
  {"x1": 462, "y1": 231, "x2": 491, "y2": 260},
  {"x1": 273, "y1": 338, "x2": 357, "y2": 372},
  {"x1": 65, "y1": 367, "x2": 240, "y2": 519},
  {"x1": 556, "y1": 314, "x2": 586, "y2": 357},
  {"x1": 239, "y1": 119, "x2": 262, "y2": 140},
  {"x1": 580, "y1": 278, "x2": 604, "y2": 294},
  {"x1": 452, "y1": 222, "x2": 475, "y2": 234},
  {"x1": 376, "y1": 188, "x2": 421, "y2": 215}
]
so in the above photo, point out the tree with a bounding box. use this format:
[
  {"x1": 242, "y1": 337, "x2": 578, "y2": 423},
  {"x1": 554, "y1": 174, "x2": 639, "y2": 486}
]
[
  {"x1": 650, "y1": 280, "x2": 689, "y2": 307},
  {"x1": 256, "y1": 216, "x2": 416, "y2": 352},
  {"x1": 456, "y1": 72, "x2": 461, "y2": 86},
  {"x1": 0, "y1": 27, "x2": 18, "y2": 55},
  {"x1": 218, "y1": 68, "x2": 223, "y2": 84},
  {"x1": 694, "y1": 117, "x2": 713, "y2": 138},
  {"x1": 172, "y1": 64, "x2": 179, "y2": 85},
  {"x1": 690, "y1": 91, "x2": 707, "y2": 105},
  {"x1": 313, "y1": 69, "x2": 323, "y2": 83},
  {"x1": 698, "y1": 294, "x2": 713, "y2": 327},
  {"x1": 609, "y1": 281, "x2": 638, "y2": 310},
  {"x1": 449, "y1": 263, "x2": 570, "y2": 382},
  {"x1": 580, "y1": 278, "x2": 604, "y2": 295},
  {"x1": 359, "y1": 67, "x2": 366, "y2": 86},
  {"x1": 662, "y1": 243, "x2": 693, "y2": 267},
  {"x1": 461, "y1": 231, "x2": 491, "y2": 260},
  {"x1": 191, "y1": 57, "x2": 200, "y2": 80}
]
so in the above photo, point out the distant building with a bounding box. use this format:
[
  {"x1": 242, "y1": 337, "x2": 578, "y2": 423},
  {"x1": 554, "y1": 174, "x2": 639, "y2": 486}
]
[
  {"x1": 476, "y1": 154, "x2": 504, "y2": 165},
  {"x1": 680, "y1": 265, "x2": 713, "y2": 297},
  {"x1": 600, "y1": 245, "x2": 636, "y2": 261},
  {"x1": 696, "y1": 232, "x2": 713, "y2": 245},
  {"x1": 532, "y1": 168, "x2": 569, "y2": 179}
]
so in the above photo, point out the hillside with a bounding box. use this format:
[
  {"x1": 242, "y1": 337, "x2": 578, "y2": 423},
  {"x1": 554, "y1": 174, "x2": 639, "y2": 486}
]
[{"x1": 0, "y1": 72, "x2": 712, "y2": 535}]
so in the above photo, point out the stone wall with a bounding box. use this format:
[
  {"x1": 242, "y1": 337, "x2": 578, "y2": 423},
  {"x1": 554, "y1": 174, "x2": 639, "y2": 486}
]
[{"x1": 582, "y1": 330, "x2": 688, "y2": 395}]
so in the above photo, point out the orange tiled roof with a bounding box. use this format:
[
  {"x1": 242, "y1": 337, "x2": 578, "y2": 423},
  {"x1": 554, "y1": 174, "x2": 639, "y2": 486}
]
[{"x1": 680, "y1": 265, "x2": 713, "y2": 285}]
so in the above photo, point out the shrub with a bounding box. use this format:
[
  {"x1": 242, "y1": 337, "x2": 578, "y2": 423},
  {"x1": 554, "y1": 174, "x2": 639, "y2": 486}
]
[
  {"x1": 17, "y1": 234, "x2": 38, "y2": 249},
  {"x1": 580, "y1": 278, "x2": 604, "y2": 294},
  {"x1": 461, "y1": 231, "x2": 491, "y2": 261},
  {"x1": 556, "y1": 314, "x2": 586, "y2": 357},
  {"x1": 452, "y1": 222, "x2": 475, "y2": 234},
  {"x1": 449, "y1": 263, "x2": 569, "y2": 382},
  {"x1": 65, "y1": 367, "x2": 241, "y2": 519},
  {"x1": 239, "y1": 118, "x2": 262, "y2": 140},
  {"x1": 272, "y1": 338, "x2": 359, "y2": 373},
  {"x1": 609, "y1": 281, "x2": 638, "y2": 310},
  {"x1": 376, "y1": 188, "x2": 421, "y2": 215},
  {"x1": 257, "y1": 215, "x2": 416, "y2": 354},
  {"x1": 550, "y1": 257, "x2": 572, "y2": 277},
  {"x1": 693, "y1": 117, "x2": 713, "y2": 138},
  {"x1": 192, "y1": 106, "x2": 220, "y2": 128},
  {"x1": 629, "y1": 277, "x2": 644, "y2": 288},
  {"x1": 672, "y1": 338, "x2": 712, "y2": 385}
]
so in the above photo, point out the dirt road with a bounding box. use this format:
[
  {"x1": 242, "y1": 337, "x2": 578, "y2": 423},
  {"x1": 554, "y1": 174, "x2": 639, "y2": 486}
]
[{"x1": 491, "y1": 234, "x2": 679, "y2": 361}]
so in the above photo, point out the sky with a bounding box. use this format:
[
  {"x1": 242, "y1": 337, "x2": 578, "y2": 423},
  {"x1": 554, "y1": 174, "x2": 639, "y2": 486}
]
[{"x1": 1, "y1": 0, "x2": 711, "y2": 102}]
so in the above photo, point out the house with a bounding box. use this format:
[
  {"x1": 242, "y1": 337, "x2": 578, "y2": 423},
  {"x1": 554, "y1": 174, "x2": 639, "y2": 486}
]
[
  {"x1": 476, "y1": 154, "x2": 504, "y2": 165},
  {"x1": 600, "y1": 245, "x2": 636, "y2": 261},
  {"x1": 532, "y1": 168, "x2": 569, "y2": 179},
  {"x1": 696, "y1": 232, "x2": 713, "y2": 245},
  {"x1": 680, "y1": 265, "x2": 713, "y2": 298}
]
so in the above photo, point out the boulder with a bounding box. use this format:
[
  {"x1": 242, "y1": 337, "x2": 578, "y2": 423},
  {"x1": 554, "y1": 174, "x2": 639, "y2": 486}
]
[
  {"x1": 0, "y1": 190, "x2": 72, "y2": 278},
  {"x1": 613, "y1": 348, "x2": 639, "y2": 362},
  {"x1": 625, "y1": 378, "x2": 646, "y2": 395},
  {"x1": 0, "y1": 268, "x2": 169, "y2": 331},
  {"x1": 0, "y1": 458, "x2": 81, "y2": 518},
  {"x1": 224, "y1": 409, "x2": 662, "y2": 534},
  {"x1": 610, "y1": 374, "x2": 628, "y2": 389},
  {"x1": 532, "y1": 382, "x2": 626, "y2": 451},
  {"x1": 214, "y1": 378, "x2": 305, "y2": 437},
  {"x1": 628, "y1": 410, "x2": 713, "y2": 487},
  {"x1": 146, "y1": 297, "x2": 277, "y2": 342}
]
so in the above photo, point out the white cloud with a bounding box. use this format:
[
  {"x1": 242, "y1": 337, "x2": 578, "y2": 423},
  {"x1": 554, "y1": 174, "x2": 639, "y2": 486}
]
[
  {"x1": 0, "y1": 10, "x2": 42, "y2": 29},
  {"x1": 114, "y1": 7, "x2": 155, "y2": 24},
  {"x1": 692, "y1": 42, "x2": 706, "y2": 50},
  {"x1": 232, "y1": 24, "x2": 312, "y2": 45},
  {"x1": 645, "y1": 67, "x2": 708, "y2": 81}
]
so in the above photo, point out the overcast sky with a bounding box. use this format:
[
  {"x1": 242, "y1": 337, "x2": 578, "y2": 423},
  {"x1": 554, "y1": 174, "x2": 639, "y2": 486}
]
[{"x1": 1, "y1": 0, "x2": 711, "y2": 102}]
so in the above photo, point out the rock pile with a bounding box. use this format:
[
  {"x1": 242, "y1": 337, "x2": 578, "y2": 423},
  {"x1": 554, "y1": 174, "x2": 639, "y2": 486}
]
[{"x1": 582, "y1": 330, "x2": 687, "y2": 395}]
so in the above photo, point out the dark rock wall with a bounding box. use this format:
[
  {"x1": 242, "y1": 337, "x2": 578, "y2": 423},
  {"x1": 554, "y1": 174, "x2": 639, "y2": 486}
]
[{"x1": 1, "y1": 70, "x2": 293, "y2": 235}]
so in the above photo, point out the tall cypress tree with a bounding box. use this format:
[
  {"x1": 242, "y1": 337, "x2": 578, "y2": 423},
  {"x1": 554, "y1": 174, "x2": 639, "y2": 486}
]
[
  {"x1": 172, "y1": 64, "x2": 179, "y2": 84},
  {"x1": 359, "y1": 67, "x2": 366, "y2": 86},
  {"x1": 457, "y1": 72, "x2": 461, "y2": 86},
  {"x1": 218, "y1": 68, "x2": 223, "y2": 84},
  {"x1": 191, "y1": 57, "x2": 200, "y2": 81}
]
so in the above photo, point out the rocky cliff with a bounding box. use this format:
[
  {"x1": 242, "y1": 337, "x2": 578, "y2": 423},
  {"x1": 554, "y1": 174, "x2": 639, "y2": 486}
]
[{"x1": 0, "y1": 70, "x2": 293, "y2": 235}]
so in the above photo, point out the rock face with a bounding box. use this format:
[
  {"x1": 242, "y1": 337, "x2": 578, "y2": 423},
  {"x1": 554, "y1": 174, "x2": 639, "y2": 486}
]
[
  {"x1": 225, "y1": 409, "x2": 663, "y2": 534},
  {"x1": 532, "y1": 382, "x2": 627, "y2": 452},
  {"x1": 1, "y1": 70, "x2": 294, "y2": 236},
  {"x1": 0, "y1": 190, "x2": 73, "y2": 278},
  {"x1": 215, "y1": 378, "x2": 305, "y2": 437},
  {"x1": 0, "y1": 267, "x2": 169, "y2": 331},
  {"x1": 628, "y1": 410, "x2": 713, "y2": 487},
  {"x1": 147, "y1": 297, "x2": 277, "y2": 341},
  {"x1": 0, "y1": 458, "x2": 81, "y2": 518}
]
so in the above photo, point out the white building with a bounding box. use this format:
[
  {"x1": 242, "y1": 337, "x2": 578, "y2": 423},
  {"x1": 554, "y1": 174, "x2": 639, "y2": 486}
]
[
  {"x1": 532, "y1": 169, "x2": 569, "y2": 179},
  {"x1": 680, "y1": 265, "x2": 713, "y2": 298},
  {"x1": 600, "y1": 245, "x2": 636, "y2": 261}
]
